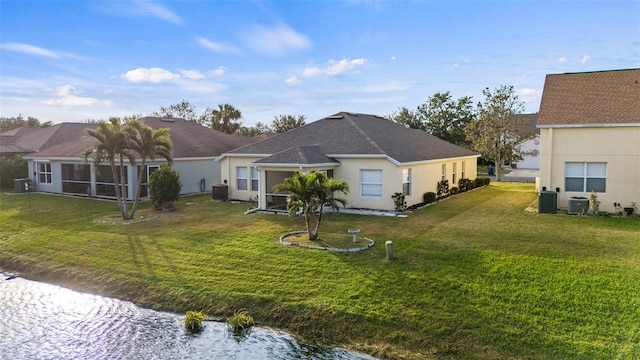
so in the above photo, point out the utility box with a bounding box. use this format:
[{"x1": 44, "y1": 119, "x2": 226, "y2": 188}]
[
  {"x1": 13, "y1": 178, "x2": 30, "y2": 193},
  {"x1": 212, "y1": 184, "x2": 228, "y2": 201},
  {"x1": 538, "y1": 191, "x2": 557, "y2": 214},
  {"x1": 568, "y1": 196, "x2": 589, "y2": 215}
]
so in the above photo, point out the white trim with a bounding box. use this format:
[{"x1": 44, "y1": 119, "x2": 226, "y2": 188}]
[
  {"x1": 249, "y1": 162, "x2": 339, "y2": 168},
  {"x1": 537, "y1": 122, "x2": 640, "y2": 129}
]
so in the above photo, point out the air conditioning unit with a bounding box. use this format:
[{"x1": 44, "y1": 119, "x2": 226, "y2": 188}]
[
  {"x1": 538, "y1": 191, "x2": 557, "y2": 214},
  {"x1": 568, "y1": 197, "x2": 589, "y2": 215}
]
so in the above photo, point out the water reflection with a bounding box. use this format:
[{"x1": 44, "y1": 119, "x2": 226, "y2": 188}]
[{"x1": 0, "y1": 273, "x2": 377, "y2": 360}]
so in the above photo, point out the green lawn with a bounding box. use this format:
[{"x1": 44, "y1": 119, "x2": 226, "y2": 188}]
[{"x1": 1, "y1": 184, "x2": 639, "y2": 359}]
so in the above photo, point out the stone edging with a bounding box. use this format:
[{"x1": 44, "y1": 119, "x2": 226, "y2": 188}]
[{"x1": 279, "y1": 231, "x2": 375, "y2": 253}]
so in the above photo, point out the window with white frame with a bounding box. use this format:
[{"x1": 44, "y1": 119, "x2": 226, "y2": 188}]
[
  {"x1": 565, "y1": 162, "x2": 606, "y2": 192},
  {"x1": 402, "y1": 168, "x2": 411, "y2": 196},
  {"x1": 361, "y1": 169, "x2": 382, "y2": 197},
  {"x1": 251, "y1": 167, "x2": 259, "y2": 191},
  {"x1": 36, "y1": 162, "x2": 52, "y2": 184},
  {"x1": 236, "y1": 167, "x2": 248, "y2": 191},
  {"x1": 441, "y1": 164, "x2": 446, "y2": 181},
  {"x1": 452, "y1": 163, "x2": 457, "y2": 185},
  {"x1": 461, "y1": 161, "x2": 466, "y2": 179}
]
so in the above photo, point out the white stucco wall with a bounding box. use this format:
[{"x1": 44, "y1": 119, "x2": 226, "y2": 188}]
[
  {"x1": 514, "y1": 135, "x2": 540, "y2": 169},
  {"x1": 539, "y1": 126, "x2": 640, "y2": 213}
]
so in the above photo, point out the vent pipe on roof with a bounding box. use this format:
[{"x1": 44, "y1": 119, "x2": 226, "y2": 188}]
[
  {"x1": 327, "y1": 115, "x2": 343, "y2": 119},
  {"x1": 161, "y1": 118, "x2": 175, "y2": 122}
]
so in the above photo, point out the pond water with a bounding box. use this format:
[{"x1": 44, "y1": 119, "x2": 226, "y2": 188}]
[{"x1": 0, "y1": 273, "x2": 377, "y2": 360}]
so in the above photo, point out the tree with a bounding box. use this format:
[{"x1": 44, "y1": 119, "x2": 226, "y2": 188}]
[
  {"x1": 236, "y1": 122, "x2": 271, "y2": 137},
  {"x1": 152, "y1": 100, "x2": 201, "y2": 124},
  {"x1": 417, "y1": 92, "x2": 476, "y2": 147},
  {"x1": 274, "y1": 171, "x2": 349, "y2": 241},
  {"x1": 271, "y1": 114, "x2": 306, "y2": 133},
  {"x1": 83, "y1": 117, "x2": 172, "y2": 219},
  {"x1": 126, "y1": 119, "x2": 173, "y2": 217},
  {"x1": 386, "y1": 107, "x2": 424, "y2": 130},
  {"x1": 0, "y1": 155, "x2": 27, "y2": 188},
  {"x1": 465, "y1": 85, "x2": 527, "y2": 181},
  {"x1": 149, "y1": 164, "x2": 181, "y2": 210},
  {"x1": 202, "y1": 104, "x2": 243, "y2": 134},
  {"x1": 83, "y1": 117, "x2": 133, "y2": 219},
  {"x1": 0, "y1": 114, "x2": 52, "y2": 133}
]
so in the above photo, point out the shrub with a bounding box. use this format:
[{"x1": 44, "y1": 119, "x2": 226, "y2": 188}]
[
  {"x1": 450, "y1": 186, "x2": 459, "y2": 195},
  {"x1": 0, "y1": 154, "x2": 28, "y2": 189},
  {"x1": 391, "y1": 192, "x2": 407, "y2": 212},
  {"x1": 458, "y1": 178, "x2": 472, "y2": 192},
  {"x1": 437, "y1": 179, "x2": 450, "y2": 198},
  {"x1": 227, "y1": 309, "x2": 255, "y2": 334},
  {"x1": 423, "y1": 192, "x2": 437, "y2": 204},
  {"x1": 184, "y1": 310, "x2": 206, "y2": 333},
  {"x1": 474, "y1": 178, "x2": 485, "y2": 188},
  {"x1": 484, "y1": 177, "x2": 491, "y2": 186},
  {"x1": 149, "y1": 164, "x2": 182, "y2": 210}
]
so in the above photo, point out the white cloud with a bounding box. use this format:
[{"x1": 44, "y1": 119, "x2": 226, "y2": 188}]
[
  {"x1": 242, "y1": 24, "x2": 311, "y2": 57},
  {"x1": 208, "y1": 66, "x2": 227, "y2": 76},
  {"x1": 558, "y1": 57, "x2": 567, "y2": 63},
  {"x1": 44, "y1": 85, "x2": 99, "y2": 106},
  {"x1": 580, "y1": 55, "x2": 591, "y2": 64},
  {"x1": 302, "y1": 58, "x2": 366, "y2": 78},
  {"x1": 123, "y1": 67, "x2": 181, "y2": 83},
  {"x1": 285, "y1": 75, "x2": 301, "y2": 86},
  {"x1": 519, "y1": 88, "x2": 538, "y2": 96},
  {"x1": 179, "y1": 81, "x2": 227, "y2": 93},
  {"x1": 180, "y1": 69, "x2": 205, "y2": 80},
  {"x1": 136, "y1": 1, "x2": 182, "y2": 24},
  {"x1": 94, "y1": 0, "x2": 181, "y2": 24},
  {"x1": 1, "y1": 42, "x2": 60, "y2": 58},
  {"x1": 452, "y1": 63, "x2": 460, "y2": 68},
  {"x1": 196, "y1": 37, "x2": 239, "y2": 54},
  {"x1": 390, "y1": 55, "x2": 396, "y2": 61}
]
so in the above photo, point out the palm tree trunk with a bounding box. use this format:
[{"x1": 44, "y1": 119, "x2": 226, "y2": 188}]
[
  {"x1": 130, "y1": 160, "x2": 145, "y2": 219},
  {"x1": 110, "y1": 161, "x2": 125, "y2": 218},
  {"x1": 119, "y1": 155, "x2": 130, "y2": 219},
  {"x1": 312, "y1": 205, "x2": 324, "y2": 240}
]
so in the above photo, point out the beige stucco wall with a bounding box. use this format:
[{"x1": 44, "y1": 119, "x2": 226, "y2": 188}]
[
  {"x1": 220, "y1": 155, "x2": 479, "y2": 211},
  {"x1": 539, "y1": 126, "x2": 640, "y2": 213}
]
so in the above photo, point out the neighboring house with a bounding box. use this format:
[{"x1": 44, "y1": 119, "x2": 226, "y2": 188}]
[
  {"x1": 20, "y1": 117, "x2": 253, "y2": 199},
  {"x1": 1, "y1": 123, "x2": 94, "y2": 156},
  {"x1": 537, "y1": 69, "x2": 640, "y2": 213},
  {"x1": 512, "y1": 113, "x2": 540, "y2": 170},
  {"x1": 216, "y1": 112, "x2": 480, "y2": 212}
]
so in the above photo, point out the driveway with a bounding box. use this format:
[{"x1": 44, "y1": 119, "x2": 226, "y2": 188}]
[{"x1": 496, "y1": 168, "x2": 539, "y2": 182}]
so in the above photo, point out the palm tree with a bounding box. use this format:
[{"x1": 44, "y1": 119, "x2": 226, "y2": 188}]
[
  {"x1": 207, "y1": 103, "x2": 242, "y2": 134},
  {"x1": 83, "y1": 117, "x2": 134, "y2": 219},
  {"x1": 274, "y1": 171, "x2": 349, "y2": 240},
  {"x1": 126, "y1": 120, "x2": 172, "y2": 218}
]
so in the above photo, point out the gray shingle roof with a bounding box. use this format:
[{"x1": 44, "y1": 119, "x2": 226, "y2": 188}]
[
  {"x1": 1, "y1": 123, "x2": 95, "y2": 155},
  {"x1": 24, "y1": 117, "x2": 255, "y2": 159},
  {"x1": 254, "y1": 145, "x2": 339, "y2": 166},
  {"x1": 224, "y1": 112, "x2": 478, "y2": 164},
  {"x1": 538, "y1": 69, "x2": 640, "y2": 126}
]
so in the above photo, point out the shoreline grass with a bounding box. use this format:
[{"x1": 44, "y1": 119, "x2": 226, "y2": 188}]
[{"x1": 1, "y1": 184, "x2": 639, "y2": 359}]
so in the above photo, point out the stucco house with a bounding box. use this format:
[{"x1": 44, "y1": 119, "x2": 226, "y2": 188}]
[
  {"x1": 216, "y1": 112, "x2": 480, "y2": 212},
  {"x1": 512, "y1": 113, "x2": 539, "y2": 170},
  {"x1": 20, "y1": 117, "x2": 253, "y2": 199},
  {"x1": 537, "y1": 68, "x2": 640, "y2": 213}
]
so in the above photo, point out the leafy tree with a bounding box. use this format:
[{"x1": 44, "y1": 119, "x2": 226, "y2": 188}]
[
  {"x1": 417, "y1": 92, "x2": 476, "y2": 146},
  {"x1": 0, "y1": 155, "x2": 27, "y2": 188},
  {"x1": 126, "y1": 119, "x2": 173, "y2": 217},
  {"x1": 465, "y1": 85, "x2": 527, "y2": 181},
  {"x1": 152, "y1": 100, "x2": 201, "y2": 124},
  {"x1": 271, "y1": 114, "x2": 306, "y2": 133},
  {"x1": 149, "y1": 164, "x2": 181, "y2": 210},
  {"x1": 202, "y1": 103, "x2": 243, "y2": 134},
  {"x1": 0, "y1": 114, "x2": 52, "y2": 133},
  {"x1": 236, "y1": 122, "x2": 271, "y2": 137},
  {"x1": 386, "y1": 107, "x2": 424, "y2": 130},
  {"x1": 274, "y1": 171, "x2": 349, "y2": 241}
]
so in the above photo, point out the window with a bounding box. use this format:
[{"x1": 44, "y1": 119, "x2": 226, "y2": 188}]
[
  {"x1": 402, "y1": 168, "x2": 411, "y2": 196},
  {"x1": 36, "y1": 162, "x2": 52, "y2": 184},
  {"x1": 565, "y1": 162, "x2": 606, "y2": 192},
  {"x1": 61, "y1": 164, "x2": 90, "y2": 195},
  {"x1": 441, "y1": 164, "x2": 446, "y2": 181},
  {"x1": 251, "y1": 167, "x2": 259, "y2": 192},
  {"x1": 452, "y1": 163, "x2": 457, "y2": 185},
  {"x1": 361, "y1": 170, "x2": 382, "y2": 197},
  {"x1": 236, "y1": 167, "x2": 248, "y2": 191},
  {"x1": 461, "y1": 161, "x2": 466, "y2": 179},
  {"x1": 95, "y1": 165, "x2": 128, "y2": 197}
]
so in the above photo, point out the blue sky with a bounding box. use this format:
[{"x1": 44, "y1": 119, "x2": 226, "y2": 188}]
[{"x1": 1, "y1": 0, "x2": 638, "y2": 126}]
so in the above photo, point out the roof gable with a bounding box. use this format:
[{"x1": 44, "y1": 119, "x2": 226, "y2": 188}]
[
  {"x1": 537, "y1": 69, "x2": 640, "y2": 126},
  {"x1": 224, "y1": 112, "x2": 478, "y2": 164}
]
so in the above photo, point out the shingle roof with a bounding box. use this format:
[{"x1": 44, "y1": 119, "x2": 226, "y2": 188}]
[
  {"x1": 254, "y1": 145, "x2": 339, "y2": 166},
  {"x1": 537, "y1": 69, "x2": 640, "y2": 126},
  {"x1": 24, "y1": 117, "x2": 255, "y2": 159},
  {"x1": 516, "y1": 113, "x2": 539, "y2": 136},
  {"x1": 0, "y1": 123, "x2": 95, "y2": 155},
  {"x1": 224, "y1": 112, "x2": 478, "y2": 164}
]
